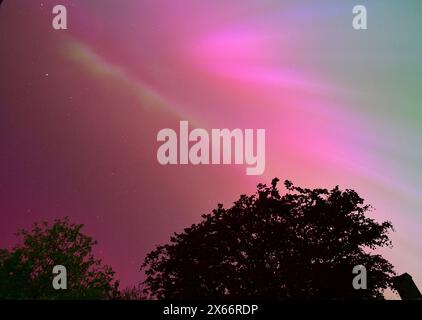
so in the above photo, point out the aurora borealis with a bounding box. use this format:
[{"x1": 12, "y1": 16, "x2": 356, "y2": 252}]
[{"x1": 0, "y1": 0, "x2": 421, "y2": 293}]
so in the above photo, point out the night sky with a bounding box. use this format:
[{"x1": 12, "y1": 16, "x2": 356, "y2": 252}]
[{"x1": 1, "y1": 0, "x2": 422, "y2": 293}]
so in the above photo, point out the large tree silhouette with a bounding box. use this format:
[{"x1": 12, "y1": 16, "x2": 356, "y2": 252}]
[
  {"x1": 0, "y1": 217, "x2": 119, "y2": 299},
  {"x1": 142, "y1": 179, "x2": 396, "y2": 299}
]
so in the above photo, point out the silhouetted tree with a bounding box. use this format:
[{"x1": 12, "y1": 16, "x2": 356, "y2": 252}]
[
  {"x1": 141, "y1": 179, "x2": 396, "y2": 299},
  {"x1": 120, "y1": 284, "x2": 146, "y2": 300},
  {"x1": 0, "y1": 217, "x2": 119, "y2": 299}
]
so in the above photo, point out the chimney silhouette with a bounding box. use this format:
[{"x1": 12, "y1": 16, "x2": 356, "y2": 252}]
[{"x1": 394, "y1": 273, "x2": 422, "y2": 300}]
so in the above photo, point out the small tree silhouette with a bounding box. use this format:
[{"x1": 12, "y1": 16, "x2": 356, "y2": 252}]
[
  {"x1": 141, "y1": 179, "x2": 396, "y2": 299},
  {"x1": 0, "y1": 217, "x2": 119, "y2": 299}
]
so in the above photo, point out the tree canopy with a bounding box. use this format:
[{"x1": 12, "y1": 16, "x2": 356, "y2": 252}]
[
  {"x1": 0, "y1": 217, "x2": 119, "y2": 299},
  {"x1": 141, "y1": 179, "x2": 396, "y2": 299}
]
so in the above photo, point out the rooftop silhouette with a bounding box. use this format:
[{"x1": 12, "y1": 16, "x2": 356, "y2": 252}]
[{"x1": 394, "y1": 273, "x2": 422, "y2": 300}]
